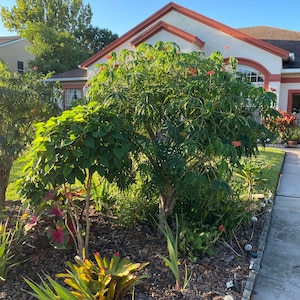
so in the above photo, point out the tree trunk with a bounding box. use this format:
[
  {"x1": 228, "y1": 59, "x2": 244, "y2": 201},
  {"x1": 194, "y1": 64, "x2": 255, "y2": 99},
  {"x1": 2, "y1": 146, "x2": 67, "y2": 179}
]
[
  {"x1": 158, "y1": 182, "x2": 178, "y2": 221},
  {"x1": 0, "y1": 163, "x2": 12, "y2": 208}
]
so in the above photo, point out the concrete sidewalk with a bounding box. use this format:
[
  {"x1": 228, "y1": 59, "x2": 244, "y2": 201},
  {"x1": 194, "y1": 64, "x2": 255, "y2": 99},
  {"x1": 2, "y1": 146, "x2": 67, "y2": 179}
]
[{"x1": 251, "y1": 148, "x2": 300, "y2": 299}]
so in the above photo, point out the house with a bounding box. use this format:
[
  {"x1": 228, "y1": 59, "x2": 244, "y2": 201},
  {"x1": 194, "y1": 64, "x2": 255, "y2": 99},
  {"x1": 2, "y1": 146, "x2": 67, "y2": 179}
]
[
  {"x1": 47, "y1": 68, "x2": 87, "y2": 110},
  {"x1": 50, "y1": 2, "x2": 300, "y2": 119},
  {"x1": 0, "y1": 36, "x2": 35, "y2": 73}
]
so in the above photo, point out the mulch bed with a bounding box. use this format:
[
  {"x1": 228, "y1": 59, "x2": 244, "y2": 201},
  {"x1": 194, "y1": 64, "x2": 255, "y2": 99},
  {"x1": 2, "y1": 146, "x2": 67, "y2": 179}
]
[{"x1": 0, "y1": 200, "x2": 271, "y2": 300}]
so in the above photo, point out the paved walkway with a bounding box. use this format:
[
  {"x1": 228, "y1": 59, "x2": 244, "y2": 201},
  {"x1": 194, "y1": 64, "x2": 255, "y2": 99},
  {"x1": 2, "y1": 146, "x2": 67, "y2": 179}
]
[{"x1": 251, "y1": 148, "x2": 300, "y2": 299}]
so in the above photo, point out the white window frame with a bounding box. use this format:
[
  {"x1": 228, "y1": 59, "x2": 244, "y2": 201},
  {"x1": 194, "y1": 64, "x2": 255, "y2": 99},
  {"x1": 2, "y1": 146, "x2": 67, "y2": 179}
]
[
  {"x1": 65, "y1": 88, "x2": 83, "y2": 110},
  {"x1": 237, "y1": 65, "x2": 264, "y2": 87}
]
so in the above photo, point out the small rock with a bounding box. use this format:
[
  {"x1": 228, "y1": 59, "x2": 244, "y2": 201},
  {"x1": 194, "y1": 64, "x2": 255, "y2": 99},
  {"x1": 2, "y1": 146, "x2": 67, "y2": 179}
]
[
  {"x1": 224, "y1": 295, "x2": 235, "y2": 300},
  {"x1": 224, "y1": 255, "x2": 235, "y2": 263},
  {"x1": 252, "y1": 193, "x2": 265, "y2": 200},
  {"x1": 249, "y1": 251, "x2": 258, "y2": 258}
]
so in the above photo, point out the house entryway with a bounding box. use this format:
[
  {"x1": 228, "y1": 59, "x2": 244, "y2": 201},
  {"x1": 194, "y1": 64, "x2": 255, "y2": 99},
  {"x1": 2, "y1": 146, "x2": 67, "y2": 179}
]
[{"x1": 287, "y1": 91, "x2": 300, "y2": 126}]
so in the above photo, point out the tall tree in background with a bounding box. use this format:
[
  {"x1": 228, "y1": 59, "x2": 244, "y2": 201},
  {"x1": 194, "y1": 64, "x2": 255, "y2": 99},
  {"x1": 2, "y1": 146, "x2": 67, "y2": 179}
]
[
  {"x1": 0, "y1": 0, "x2": 118, "y2": 73},
  {"x1": 78, "y1": 26, "x2": 119, "y2": 57},
  {"x1": 0, "y1": 62, "x2": 61, "y2": 207}
]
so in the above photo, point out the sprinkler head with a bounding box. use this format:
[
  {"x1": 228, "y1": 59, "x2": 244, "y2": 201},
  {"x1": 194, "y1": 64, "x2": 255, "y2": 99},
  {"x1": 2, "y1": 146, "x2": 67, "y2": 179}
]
[
  {"x1": 244, "y1": 244, "x2": 253, "y2": 252},
  {"x1": 251, "y1": 216, "x2": 258, "y2": 223}
]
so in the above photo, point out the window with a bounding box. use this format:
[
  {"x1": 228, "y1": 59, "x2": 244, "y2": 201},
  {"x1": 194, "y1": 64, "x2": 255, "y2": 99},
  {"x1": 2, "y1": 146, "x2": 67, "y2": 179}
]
[
  {"x1": 237, "y1": 65, "x2": 264, "y2": 86},
  {"x1": 65, "y1": 88, "x2": 83, "y2": 109},
  {"x1": 228, "y1": 65, "x2": 265, "y2": 123},
  {"x1": 17, "y1": 61, "x2": 24, "y2": 74}
]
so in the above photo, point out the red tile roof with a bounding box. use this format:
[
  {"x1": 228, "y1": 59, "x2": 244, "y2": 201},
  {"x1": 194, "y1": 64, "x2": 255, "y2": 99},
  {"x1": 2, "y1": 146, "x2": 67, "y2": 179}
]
[
  {"x1": 238, "y1": 26, "x2": 300, "y2": 68},
  {"x1": 80, "y1": 2, "x2": 289, "y2": 68},
  {"x1": 0, "y1": 36, "x2": 21, "y2": 46}
]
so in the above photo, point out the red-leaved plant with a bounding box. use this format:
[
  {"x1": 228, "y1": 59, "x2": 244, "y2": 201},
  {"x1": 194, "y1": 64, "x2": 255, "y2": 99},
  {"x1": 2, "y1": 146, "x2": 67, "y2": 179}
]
[
  {"x1": 272, "y1": 110, "x2": 297, "y2": 142},
  {"x1": 24, "y1": 189, "x2": 83, "y2": 250}
]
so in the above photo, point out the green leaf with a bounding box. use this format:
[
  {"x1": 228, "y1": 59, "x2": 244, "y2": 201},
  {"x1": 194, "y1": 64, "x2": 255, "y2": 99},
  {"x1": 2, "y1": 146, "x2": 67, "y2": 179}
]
[
  {"x1": 98, "y1": 157, "x2": 109, "y2": 168},
  {"x1": 24, "y1": 275, "x2": 78, "y2": 300},
  {"x1": 83, "y1": 136, "x2": 95, "y2": 148},
  {"x1": 113, "y1": 147, "x2": 124, "y2": 160},
  {"x1": 74, "y1": 168, "x2": 86, "y2": 183},
  {"x1": 63, "y1": 164, "x2": 72, "y2": 178}
]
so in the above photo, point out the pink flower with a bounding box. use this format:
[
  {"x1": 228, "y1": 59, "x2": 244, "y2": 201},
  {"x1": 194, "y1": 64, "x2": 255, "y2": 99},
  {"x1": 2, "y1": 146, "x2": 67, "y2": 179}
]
[
  {"x1": 207, "y1": 70, "x2": 215, "y2": 75},
  {"x1": 224, "y1": 45, "x2": 229, "y2": 50},
  {"x1": 218, "y1": 224, "x2": 225, "y2": 232},
  {"x1": 232, "y1": 140, "x2": 242, "y2": 147},
  {"x1": 105, "y1": 54, "x2": 112, "y2": 59}
]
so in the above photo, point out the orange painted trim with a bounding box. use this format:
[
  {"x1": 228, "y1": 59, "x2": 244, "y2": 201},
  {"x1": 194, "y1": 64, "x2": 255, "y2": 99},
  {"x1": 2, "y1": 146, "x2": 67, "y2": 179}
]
[
  {"x1": 268, "y1": 74, "x2": 282, "y2": 81},
  {"x1": 224, "y1": 57, "x2": 282, "y2": 89},
  {"x1": 177, "y1": 8, "x2": 290, "y2": 58},
  {"x1": 287, "y1": 89, "x2": 300, "y2": 113},
  {"x1": 281, "y1": 77, "x2": 300, "y2": 83},
  {"x1": 131, "y1": 20, "x2": 204, "y2": 48},
  {"x1": 231, "y1": 57, "x2": 271, "y2": 76},
  {"x1": 80, "y1": 2, "x2": 290, "y2": 68},
  {"x1": 61, "y1": 83, "x2": 85, "y2": 89}
]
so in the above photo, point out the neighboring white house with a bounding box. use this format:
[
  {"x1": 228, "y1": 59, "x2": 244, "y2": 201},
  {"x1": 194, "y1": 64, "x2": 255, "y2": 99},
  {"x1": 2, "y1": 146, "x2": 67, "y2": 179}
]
[
  {"x1": 0, "y1": 36, "x2": 35, "y2": 73},
  {"x1": 50, "y1": 2, "x2": 300, "y2": 118}
]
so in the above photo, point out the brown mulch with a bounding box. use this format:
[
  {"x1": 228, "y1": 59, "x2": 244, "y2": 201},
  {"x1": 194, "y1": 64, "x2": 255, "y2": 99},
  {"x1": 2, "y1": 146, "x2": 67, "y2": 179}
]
[{"x1": 0, "y1": 200, "x2": 271, "y2": 300}]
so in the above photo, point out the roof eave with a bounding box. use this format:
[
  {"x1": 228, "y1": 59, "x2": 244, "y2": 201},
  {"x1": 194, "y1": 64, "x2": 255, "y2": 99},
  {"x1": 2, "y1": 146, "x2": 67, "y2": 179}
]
[
  {"x1": 47, "y1": 77, "x2": 87, "y2": 82},
  {"x1": 80, "y1": 1, "x2": 290, "y2": 67}
]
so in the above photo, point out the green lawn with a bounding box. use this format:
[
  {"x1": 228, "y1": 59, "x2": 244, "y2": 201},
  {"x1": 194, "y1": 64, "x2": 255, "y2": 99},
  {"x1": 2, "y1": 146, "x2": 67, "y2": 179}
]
[
  {"x1": 255, "y1": 146, "x2": 285, "y2": 195},
  {"x1": 6, "y1": 156, "x2": 27, "y2": 201},
  {"x1": 6, "y1": 146, "x2": 285, "y2": 202}
]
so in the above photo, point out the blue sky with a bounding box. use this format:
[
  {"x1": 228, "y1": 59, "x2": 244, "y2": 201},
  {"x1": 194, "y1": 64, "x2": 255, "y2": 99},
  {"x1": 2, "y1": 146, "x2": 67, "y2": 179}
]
[{"x1": 1, "y1": 1, "x2": 300, "y2": 36}]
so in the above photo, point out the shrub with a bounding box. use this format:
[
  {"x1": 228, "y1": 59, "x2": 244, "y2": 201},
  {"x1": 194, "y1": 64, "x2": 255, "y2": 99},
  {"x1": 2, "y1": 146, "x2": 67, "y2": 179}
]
[{"x1": 24, "y1": 251, "x2": 149, "y2": 299}]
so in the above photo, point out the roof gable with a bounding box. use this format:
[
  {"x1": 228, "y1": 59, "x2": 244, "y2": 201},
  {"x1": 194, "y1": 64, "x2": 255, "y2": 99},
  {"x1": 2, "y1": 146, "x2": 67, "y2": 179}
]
[
  {"x1": 131, "y1": 20, "x2": 204, "y2": 48},
  {"x1": 80, "y1": 2, "x2": 290, "y2": 68}
]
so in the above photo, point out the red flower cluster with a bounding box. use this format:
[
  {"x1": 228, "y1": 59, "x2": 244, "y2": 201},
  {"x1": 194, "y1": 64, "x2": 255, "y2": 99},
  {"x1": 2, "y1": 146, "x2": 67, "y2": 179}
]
[
  {"x1": 218, "y1": 224, "x2": 225, "y2": 232},
  {"x1": 275, "y1": 110, "x2": 297, "y2": 129},
  {"x1": 268, "y1": 110, "x2": 298, "y2": 142},
  {"x1": 232, "y1": 140, "x2": 242, "y2": 147}
]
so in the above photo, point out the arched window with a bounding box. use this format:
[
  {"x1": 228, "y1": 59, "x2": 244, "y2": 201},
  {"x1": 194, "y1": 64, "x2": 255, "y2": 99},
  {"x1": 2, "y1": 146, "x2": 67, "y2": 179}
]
[{"x1": 236, "y1": 65, "x2": 264, "y2": 87}]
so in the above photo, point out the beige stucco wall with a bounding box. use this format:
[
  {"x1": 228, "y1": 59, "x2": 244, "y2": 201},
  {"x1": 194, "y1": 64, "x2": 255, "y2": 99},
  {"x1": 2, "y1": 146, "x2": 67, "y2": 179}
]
[
  {"x1": 85, "y1": 7, "x2": 300, "y2": 114},
  {"x1": 163, "y1": 10, "x2": 283, "y2": 74},
  {"x1": 87, "y1": 9, "x2": 283, "y2": 82},
  {"x1": 0, "y1": 38, "x2": 35, "y2": 72}
]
